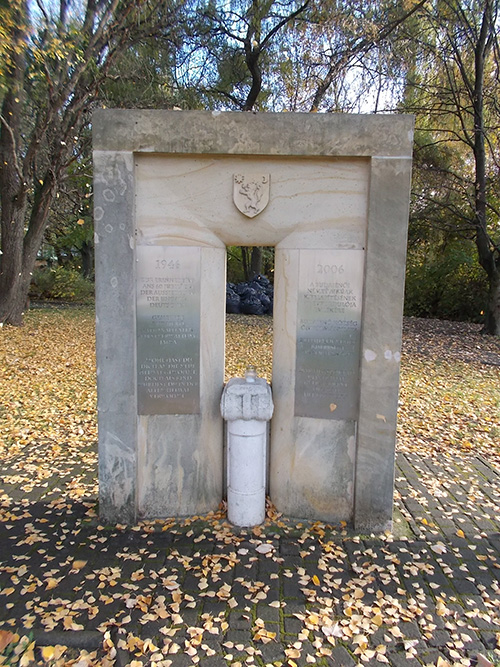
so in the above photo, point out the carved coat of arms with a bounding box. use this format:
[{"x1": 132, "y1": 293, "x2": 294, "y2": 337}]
[{"x1": 233, "y1": 174, "x2": 270, "y2": 218}]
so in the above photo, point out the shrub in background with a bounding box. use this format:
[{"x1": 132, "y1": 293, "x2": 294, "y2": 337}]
[
  {"x1": 404, "y1": 239, "x2": 487, "y2": 323},
  {"x1": 30, "y1": 266, "x2": 94, "y2": 303}
]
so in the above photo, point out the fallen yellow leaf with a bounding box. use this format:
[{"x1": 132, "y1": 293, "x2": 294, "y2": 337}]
[
  {"x1": 0, "y1": 631, "x2": 17, "y2": 652},
  {"x1": 41, "y1": 646, "x2": 57, "y2": 660},
  {"x1": 71, "y1": 560, "x2": 87, "y2": 571}
]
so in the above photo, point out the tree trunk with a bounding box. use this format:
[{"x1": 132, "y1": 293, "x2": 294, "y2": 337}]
[
  {"x1": 0, "y1": 0, "x2": 28, "y2": 325},
  {"x1": 0, "y1": 150, "x2": 58, "y2": 322},
  {"x1": 472, "y1": 0, "x2": 499, "y2": 335},
  {"x1": 483, "y1": 271, "x2": 500, "y2": 335},
  {"x1": 0, "y1": 0, "x2": 155, "y2": 325},
  {"x1": 240, "y1": 246, "x2": 250, "y2": 281},
  {"x1": 249, "y1": 247, "x2": 263, "y2": 279},
  {"x1": 0, "y1": 135, "x2": 28, "y2": 324},
  {"x1": 0, "y1": 201, "x2": 29, "y2": 326},
  {"x1": 80, "y1": 240, "x2": 94, "y2": 278}
]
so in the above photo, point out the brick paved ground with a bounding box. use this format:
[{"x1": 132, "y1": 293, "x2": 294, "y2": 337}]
[{"x1": 0, "y1": 447, "x2": 499, "y2": 666}]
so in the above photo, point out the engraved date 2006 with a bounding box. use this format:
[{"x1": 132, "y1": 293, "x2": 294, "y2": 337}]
[{"x1": 316, "y1": 263, "x2": 344, "y2": 275}]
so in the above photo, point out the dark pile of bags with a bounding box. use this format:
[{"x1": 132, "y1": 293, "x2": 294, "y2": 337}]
[{"x1": 226, "y1": 275, "x2": 273, "y2": 315}]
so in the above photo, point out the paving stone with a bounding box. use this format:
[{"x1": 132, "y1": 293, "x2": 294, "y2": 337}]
[
  {"x1": 329, "y1": 645, "x2": 356, "y2": 666},
  {"x1": 487, "y1": 534, "x2": 500, "y2": 552},
  {"x1": 197, "y1": 655, "x2": 228, "y2": 666},
  {"x1": 428, "y1": 630, "x2": 453, "y2": 648},
  {"x1": 374, "y1": 578, "x2": 403, "y2": 597},
  {"x1": 280, "y1": 541, "x2": 302, "y2": 556},
  {"x1": 438, "y1": 521, "x2": 462, "y2": 537},
  {"x1": 468, "y1": 614, "x2": 499, "y2": 630},
  {"x1": 257, "y1": 558, "x2": 280, "y2": 576},
  {"x1": 417, "y1": 648, "x2": 451, "y2": 665},
  {"x1": 282, "y1": 577, "x2": 304, "y2": 599},
  {"x1": 283, "y1": 615, "x2": 303, "y2": 635},
  {"x1": 292, "y1": 649, "x2": 318, "y2": 666},
  {"x1": 479, "y1": 630, "x2": 500, "y2": 649},
  {"x1": 2, "y1": 445, "x2": 500, "y2": 667},
  {"x1": 258, "y1": 639, "x2": 286, "y2": 663},
  {"x1": 463, "y1": 594, "x2": 493, "y2": 610},
  {"x1": 159, "y1": 653, "x2": 195, "y2": 666},
  {"x1": 452, "y1": 576, "x2": 481, "y2": 595},
  {"x1": 386, "y1": 650, "x2": 422, "y2": 667},
  {"x1": 457, "y1": 628, "x2": 487, "y2": 652},
  {"x1": 225, "y1": 628, "x2": 253, "y2": 644},
  {"x1": 175, "y1": 607, "x2": 200, "y2": 627},
  {"x1": 201, "y1": 600, "x2": 230, "y2": 616},
  {"x1": 343, "y1": 540, "x2": 364, "y2": 560},
  {"x1": 255, "y1": 603, "x2": 280, "y2": 623},
  {"x1": 424, "y1": 568, "x2": 456, "y2": 589},
  {"x1": 399, "y1": 621, "x2": 423, "y2": 640}
]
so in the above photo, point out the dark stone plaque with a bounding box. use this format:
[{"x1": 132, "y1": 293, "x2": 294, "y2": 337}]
[
  {"x1": 295, "y1": 249, "x2": 364, "y2": 420},
  {"x1": 136, "y1": 246, "x2": 201, "y2": 415}
]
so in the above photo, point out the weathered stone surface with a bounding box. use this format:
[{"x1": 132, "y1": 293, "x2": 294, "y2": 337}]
[
  {"x1": 94, "y1": 150, "x2": 137, "y2": 523},
  {"x1": 93, "y1": 110, "x2": 413, "y2": 527},
  {"x1": 354, "y1": 157, "x2": 413, "y2": 532},
  {"x1": 93, "y1": 109, "x2": 414, "y2": 158}
]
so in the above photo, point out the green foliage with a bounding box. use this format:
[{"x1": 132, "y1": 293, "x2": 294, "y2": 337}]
[
  {"x1": 30, "y1": 267, "x2": 94, "y2": 303},
  {"x1": 399, "y1": 0, "x2": 500, "y2": 332},
  {"x1": 404, "y1": 239, "x2": 488, "y2": 322}
]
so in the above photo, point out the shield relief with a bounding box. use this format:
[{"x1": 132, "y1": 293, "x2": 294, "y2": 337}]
[{"x1": 233, "y1": 174, "x2": 270, "y2": 218}]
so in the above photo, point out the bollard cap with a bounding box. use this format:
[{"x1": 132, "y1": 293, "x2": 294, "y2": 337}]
[{"x1": 220, "y1": 376, "x2": 274, "y2": 421}]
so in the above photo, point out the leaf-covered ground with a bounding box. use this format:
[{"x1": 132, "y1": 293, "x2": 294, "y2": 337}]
[
  {"x1": 2, "y1": 309, "x2": 499, "y2": 477},
  {"x1": 399, "y1": 317, "x2": 500, "y2": 466},
  {"x1": 0, "y1": 308, "x2": 98, "y2": 499},
  {"x1": 0, "y1": 307, "x2": 499, "y2": 666},
  {"x1": 226, "y1": 313, "x2": 500, "y2": 465}
]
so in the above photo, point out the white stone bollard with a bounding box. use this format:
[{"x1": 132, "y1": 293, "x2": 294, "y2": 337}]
[{"x1": 220, "y1": 368, "x2": 274, "y2": 527}]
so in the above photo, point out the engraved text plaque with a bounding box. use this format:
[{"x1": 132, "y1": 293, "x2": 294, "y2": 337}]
[
  {"x1": 136, "y1": 246, "x2": 201, "y2": 415},
  {"x1": 295, "y1": 249, "x2": 364, "y2": 420}
]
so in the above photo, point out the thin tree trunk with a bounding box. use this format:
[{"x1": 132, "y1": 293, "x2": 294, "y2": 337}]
[
  {"x1": 250, "y1": 247, "x2": 263, "y2": 279},
  {"x1": 0, "y1": 185, "x2": 28, "y2": 325},
  {"x1": 241, "y1": 246, "x2": 250, "y2": 281},
  {"x1": 472, "y1": 0, "x2": 499, "y2": 334},
  {"x1": 81, "y1": 240, "x2": 94, "y2": 278}
]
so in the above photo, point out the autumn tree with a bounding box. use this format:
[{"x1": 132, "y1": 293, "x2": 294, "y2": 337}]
[
  {"x1": 0, "y1": 0, "x2": 180, "y2": 325},
  {"x1": 288, "y1": 0, "x2": 426, "y2": 113},
  {"x1": 403, "y1": 0, "x2": 500, "y2": 334}
]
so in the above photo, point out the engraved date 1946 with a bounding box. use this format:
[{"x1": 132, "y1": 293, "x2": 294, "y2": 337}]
[{"x1": 155, "y1": 259, "x2": 180, "y2": 270}]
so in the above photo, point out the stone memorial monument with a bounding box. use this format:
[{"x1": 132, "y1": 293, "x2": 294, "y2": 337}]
[{"x1": 93, "y1": 110, "x2": 413, "y2": 532}]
